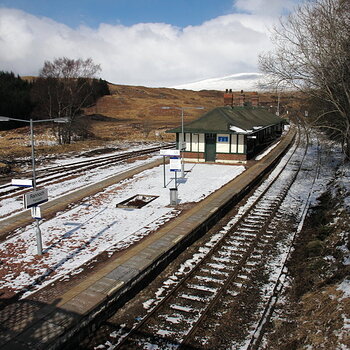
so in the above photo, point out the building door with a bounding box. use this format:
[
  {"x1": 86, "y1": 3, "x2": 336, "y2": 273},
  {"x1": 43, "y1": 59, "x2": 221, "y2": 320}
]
[{"x1": 205, "y1": 133, "x2": 216, "y2": 161}]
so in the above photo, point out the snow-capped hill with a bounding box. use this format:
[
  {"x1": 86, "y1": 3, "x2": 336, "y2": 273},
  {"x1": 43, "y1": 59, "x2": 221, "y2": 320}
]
[{"x1": 173, "y1": 73, "x2": 264, "y2": 91}]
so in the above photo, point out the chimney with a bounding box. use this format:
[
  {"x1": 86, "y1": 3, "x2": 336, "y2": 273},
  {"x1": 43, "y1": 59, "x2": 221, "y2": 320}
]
[
  {"x1": 224, "y1": 89, "x2": 233, "y2": 107},
  {"x1": 251, "y1": 92, "x2": 259, "y2": 107},
  {"x1": 239, "y1": 90, "x2": 245, "y2": 106}
]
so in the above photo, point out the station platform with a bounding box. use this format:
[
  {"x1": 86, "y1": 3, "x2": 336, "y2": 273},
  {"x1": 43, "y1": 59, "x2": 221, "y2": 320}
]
[
  {"x1": 0, "y1": 158, "x2": 164, "y2": 240},
  {"x1": 0, "y1": 130, "x2": 295, "y2": 350}
]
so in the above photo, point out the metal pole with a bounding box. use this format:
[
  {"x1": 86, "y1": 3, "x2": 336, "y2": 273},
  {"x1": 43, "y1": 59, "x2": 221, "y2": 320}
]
[
  {"x1": 35, "y1": 220, "x2": 43, "y2": 255},
  {"x1": 30, "y1": 119, "x2": 37, "y2": 189},
  {"x1": 163, "y1": 156, "x2": 166, "y2": 188},
  {"x1": 181, "y1": 108, "x2": 185, "y2": 178},
  {"x1": 30, "y1": 119, "x2": 43, "y2": 255}
]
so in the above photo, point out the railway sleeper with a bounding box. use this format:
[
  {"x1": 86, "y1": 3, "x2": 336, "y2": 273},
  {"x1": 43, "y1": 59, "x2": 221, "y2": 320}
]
[
  {"x1": 179, "y1": 293, "x2": 208, "y2": 303},
  {"x1": 187, "y1": 284, "x2": 218, "y2": 294},
  {"x1": 255, "y1": 203, "x2": 277, "y2": 209},
  {"x1": 236, "y1": 227, "x2": 260, "y2": 233},
  {"x1": 240, "y1": 222, "x2": 262, "y2": 229},
  {"x1": 193, "y1": 275, "x2": 225, "y2": 284},
  {"x1": 223, "y1": 238, "x2": 253, "y2": 247},
  {"x1": 237, "y1": 273, "x2": 250, "y2": 280},
  {"x1": 251, "y1": 210, "x2": 272, "y2": 216},
  {"x1": 228, "y1": 236, "x2": 255, "y2": 244},
  {"x1": 161, "y1": 313, "x2": 188, "y2": 325},
  {"x1": 188, "y1": 278, "x2": 225, "y2": 292},
  {"x1": 181, "y1": 286, "x2": 216, "y2": 300},
  {"x1": 233, "y1": 231, "x2": 258, "y2": 238},
  {"x1": 169, "y1": 304, "x2": 197, "y2": 314},
  {"x1": 214, "y1": 252, "x2": 241, "y2": 262},
  {"x1": 222, "y1": 245, "x2": 251, "y2": 254},
  {"x1": 243, "y1": 217, "x2": 265, "y2": 224},
  {"x1": 200, "y1": 268, "x2": 230, "y2": 277},
  {"x1": 211, "y1": 255, "x2": 234, "y2": 263}
]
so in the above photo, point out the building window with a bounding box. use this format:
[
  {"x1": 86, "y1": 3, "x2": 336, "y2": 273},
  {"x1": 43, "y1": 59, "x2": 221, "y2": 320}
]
[
  {"x1": 231, "y1": 134, "x2": 238, "y2": 153},
  {"x1": 191, "y1": 133, "x2": 205, "y2": 152},
  {"x1": 238, "y1": 134, "x2": 245, "y2": 153},
  {"x1": 185, "y1": 133, "x2": 191, "y2": 151},
  {"x1": 217, "y1": 134, "x2": 230, "y2": 153}
]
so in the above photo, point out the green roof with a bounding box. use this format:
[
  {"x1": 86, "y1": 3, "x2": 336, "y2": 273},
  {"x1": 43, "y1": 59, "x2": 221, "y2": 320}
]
[{"x1": 166, "y1": 106, "x2": 283, "y2": 134}]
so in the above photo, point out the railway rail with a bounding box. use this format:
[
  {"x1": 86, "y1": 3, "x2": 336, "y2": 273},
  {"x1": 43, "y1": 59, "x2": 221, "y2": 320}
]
[
  {"x1": 87, "y1": 128, "x2": 320, "y2": 349},
  {"x1": 0, "y1": 143, "x2": 174, "y2": 201},
  {"x1": 246, "y1": 133, "x2": 321, "y2": 350}
]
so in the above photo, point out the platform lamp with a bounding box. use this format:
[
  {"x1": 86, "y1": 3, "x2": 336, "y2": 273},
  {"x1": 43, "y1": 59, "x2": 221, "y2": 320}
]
[
  {"x1": 0, "y1": 116, "x2": 69, "y2": 255},
  {"x1": 161, "y1": 106, "x2": 204, "y2": 178}
]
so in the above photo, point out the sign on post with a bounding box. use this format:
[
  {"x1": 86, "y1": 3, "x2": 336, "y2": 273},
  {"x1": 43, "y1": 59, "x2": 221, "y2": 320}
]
[
  {"x1": 24, "y1": 188, "x2": 48, "y2": 209},
  {"x1": 170, "y1": 157, "x2": 181, "y2": 172},
  {"x1": 31, "y1": 206, "x2": 42, "y2": 219},
  {"x1": 159, "y1": 149, "x2": 181, "y2": 188},
  {"x1": 11, "y1": 179, "x2": 33, "y2": 188}
]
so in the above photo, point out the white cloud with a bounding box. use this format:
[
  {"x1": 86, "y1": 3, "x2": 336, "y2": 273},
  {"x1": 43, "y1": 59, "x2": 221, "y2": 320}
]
[
  {"x1": 0, "y1": 6, "x2": 291, "y2": 87},
  {"x1": 234, "y1": 0, "x2": 299, "y2": 16}
]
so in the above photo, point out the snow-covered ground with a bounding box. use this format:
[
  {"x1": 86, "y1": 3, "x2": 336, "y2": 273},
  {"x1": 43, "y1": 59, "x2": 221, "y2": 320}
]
[
  {"x1": 0, "y1": 143, "x2": 166, "y2": 218},
  {"x1": 172, "y1": 72, "x2": 263, "y2": 91},
  {"x1": 0, "y1": 161, "x2": 244, "y2": 298}
]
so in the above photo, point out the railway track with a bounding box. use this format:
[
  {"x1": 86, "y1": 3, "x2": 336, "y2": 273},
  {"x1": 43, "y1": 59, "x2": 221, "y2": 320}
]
[
  {"x1": 87, "y1": 128, "x2": 321, "y2": 349},
  {"x1": 0, "y1": 143, "x2": 174, "y2": 201}
]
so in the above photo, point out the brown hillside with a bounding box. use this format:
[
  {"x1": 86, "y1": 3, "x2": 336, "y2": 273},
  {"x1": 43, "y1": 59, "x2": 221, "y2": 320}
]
[
  {"x1": 85, "y1": 84, "x2": 223, "y2": 141},
  {"x1": 85, "y1": 84, "x2": 297, "y2": 142},
  {"x1": 0, "y1": 83, "x2": 301, "y2": 164}
]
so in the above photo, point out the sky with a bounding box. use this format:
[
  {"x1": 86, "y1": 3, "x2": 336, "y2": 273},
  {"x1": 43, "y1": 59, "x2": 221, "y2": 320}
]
[{"x1": 0, "y1": 0, "x2": 302, "y2": 87}]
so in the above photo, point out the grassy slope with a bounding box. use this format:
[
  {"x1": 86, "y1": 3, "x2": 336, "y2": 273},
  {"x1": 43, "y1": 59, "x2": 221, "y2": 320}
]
[{"x1": 0, "y1": 84, "x2": 296, "y2": 161}]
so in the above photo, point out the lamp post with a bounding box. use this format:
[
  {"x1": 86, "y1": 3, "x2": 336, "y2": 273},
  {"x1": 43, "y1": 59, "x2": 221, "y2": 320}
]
[
  {"x1": 161, "y1": 106, "x2": 204, "y2": 178},
  {"x1": 0, "y1": 116, "x2": 68, "y2": 255}
]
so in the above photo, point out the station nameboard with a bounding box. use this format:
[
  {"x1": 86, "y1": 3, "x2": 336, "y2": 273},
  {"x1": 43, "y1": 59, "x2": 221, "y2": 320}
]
[
  {"x1": 11, "y1": 179, "x2": 33, "y2": 187},
  {"x1": 24, "y1": 188, "x2": 48, "y2": 209},
  {"x1": 160, "y1": 149, "x2": 180, "y2": 157}
]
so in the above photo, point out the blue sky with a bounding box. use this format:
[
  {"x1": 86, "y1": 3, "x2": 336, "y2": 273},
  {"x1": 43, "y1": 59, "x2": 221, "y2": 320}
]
[
  {"x1": 0, "y1": 0, "x2": 235, "y2": 28},
  {"x1": 0, "y1": 0, "x2": 302, "y2": 88}
]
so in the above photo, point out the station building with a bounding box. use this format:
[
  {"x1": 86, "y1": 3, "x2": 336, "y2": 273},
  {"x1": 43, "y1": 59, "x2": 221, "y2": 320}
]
[{"x1": 166, "y1": 92, "x2": 284, "y2": 164}]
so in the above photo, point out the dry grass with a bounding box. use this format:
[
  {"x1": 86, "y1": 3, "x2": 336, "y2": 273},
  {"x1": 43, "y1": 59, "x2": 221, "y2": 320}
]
[
  {"x1": 85, "y1": 84, "x2": 225, "y2": 142},
  {"x1": 264, "y1": 189, "x2": 350, "y2": 350}
]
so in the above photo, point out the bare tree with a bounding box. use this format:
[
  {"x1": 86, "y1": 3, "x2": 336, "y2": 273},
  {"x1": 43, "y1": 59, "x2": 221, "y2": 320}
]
[
  {"x1": 259, "y1": 0, "x2": 350, "y2": 157},
  {"x1": 31, "y1": 57, "x2": 102, "y2": 144}
]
